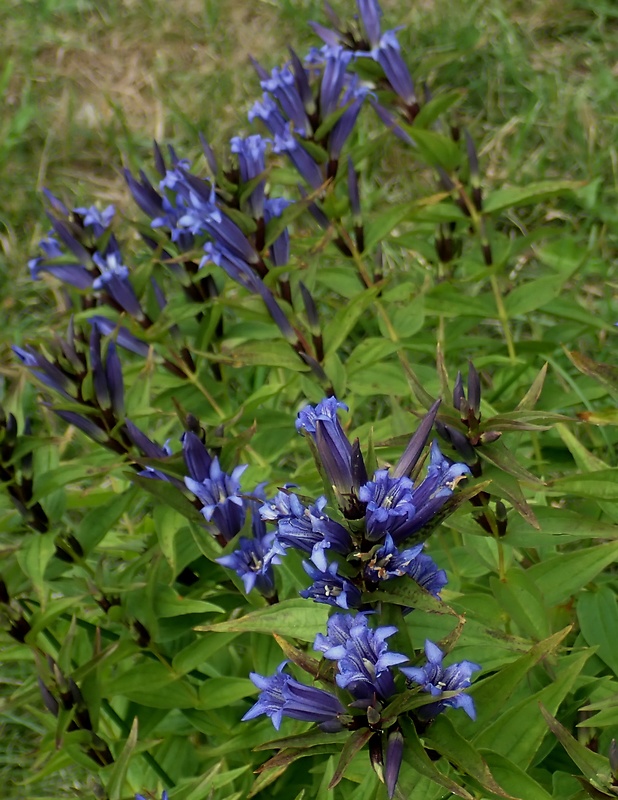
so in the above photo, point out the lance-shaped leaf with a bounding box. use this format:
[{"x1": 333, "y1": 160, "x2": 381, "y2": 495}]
[
  {"x1": 329, "y1": 728, "x2": 373, "y2": 788},
  {"x1": 539, "y1": 705, "x2": 614, "y2": 790}
]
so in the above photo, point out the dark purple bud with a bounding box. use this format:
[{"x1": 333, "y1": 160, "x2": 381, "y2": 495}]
[
  {"x1": 46, "y1": 216, "x2": 91, "y2": 264},
  {"x1": 467, "y1": 362, "x2": 481, "y2": 418},
  {"x1": 250, "y1": 55, "x2": 270, "y2": 81},
  {"x1": 182, "y1": 430, "x2": 213, "y2": 483},
  {"x1": 53, "y1": 410, "x2": 108, "y2": 443},
  {"x1": 87, "y1": 316, "x2": 150, "y2": 358},
  {"x1": 199, "y1": 132, "x2": 218, "y2": 175},
  {"x1": 299, "y1": 281, "x2": 320, "y2": 332},
  {"x1": 320, "y1": 46, "x2": 353, "y2": 119},
  {"x1": 90, "y1": 326, "x2": 110, "y2": 410},
  {"x1": 42, "y1": 188, "x2": 69, "y2": 216},
  {"x1": 329, "y1": 96, "x2": 366, "y2": 161},
  {"x1": 392, "y1": 399, "x2": 441, "y2": 478},
  {"x1": 351, "y1": 438, "x2": 368, "y2": 491},
  {"x1": 385, "y1": 730, "x2": 404, "y2": 799},
  {"x1": 105, "y1": 341, "x2": 124, "y2": 418},
  {"x1": 12, "y1": 345, "x2": 74, "y2": 401},
  {"x1": 478, "y1": 430, "x2": 501, "y2": 445},
  {"x1": 153, "y1": 140, "x2": 167, "y2": 177},
  {"x1": 38, "y1": 679, "x2": 60, "y2": 717},
  {"x1": 453, "y1": 371, "x2": 466, "y2": 413},
  {"x1": 124, "y1": 419, "x2": 169, "y2": 459},
  {"x1": 298, "y1": 185, "x2": 330, "y2": 229},
  {"x1": 347, "y1": 157, "x2": 361, "y2": 220},
  {"x1": 308, "y1": 21, "x2": 343, "y2": 47},
  {"x1": 288, "y1": 47, "x2": 316, "y2": 114},
  {"x1": 123, "y1": 169, "x2": 164, "y2": 219},
  {"x1": 439, "y1": 423, "x2": 477, "y2": 464}
]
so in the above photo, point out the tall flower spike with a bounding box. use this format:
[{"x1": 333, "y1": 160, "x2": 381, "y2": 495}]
[{"x1": 400, "y1": 639, "x2": 480, "y2": 720}]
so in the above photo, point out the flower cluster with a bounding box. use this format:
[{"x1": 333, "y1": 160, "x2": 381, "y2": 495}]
[{"x1": 245, "y1": 612, "x2": 481, "y2": 797}]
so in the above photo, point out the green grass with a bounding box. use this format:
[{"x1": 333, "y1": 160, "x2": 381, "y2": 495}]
[{"x1": 1, "y1": 0, "x2": 617, "y2": 796}]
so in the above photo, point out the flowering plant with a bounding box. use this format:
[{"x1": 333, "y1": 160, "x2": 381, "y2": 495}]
[{"x1": 2, "y1": 1, "x2": 616, "y2": 799}]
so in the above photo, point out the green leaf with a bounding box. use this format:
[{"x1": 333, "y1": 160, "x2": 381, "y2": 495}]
[
  {"x1": 455, "y1": 627, "x2": 571, "y2": 739},
  {"x1": 324, "y1": 285, "x2": 381, "y2": 356},
  {"x1": 76, "y1": 486, "x2": 139, "y2": 553},
  {"x1": 217, "y1": 341, "x2": 309, "y2": 371},
  {"x1": 400, "y1": 717, "x2": 474, "y2": 798},
  {"x1": 577, "y1": 587, "x2": 618, "y2": 677},
  {"x1": 16, "y1": 533, "x2": 56, "y2": 596},
  {"x1": 198, "y1": 677, "x2": 257, "y2": 710},
  {"x1": 328, "y1": 728, "x2": 373, "y2": 789},
  {"x1": 504, "y1": 275, "x2": 568, "y2": 317},
  {"x1": 424, "y1": 715, "x2": 516, "y2": 799},
  {"x1": 482, "y1": 180, "x2": 585, "y2": 213},
  {"x1": 505, "y1": 506, "x2": 618, "y2": 546},
  {"x1": 104, "y1": 662, "x2": 199, "y2": 708},
  {"x1": 152, "y1": 585, "x2": 223, "y2": 617},
  {"x1": 528, "y1": 541, "x2": 618, "y2": 606},
  {"x1": 105, "y1": 716, "x2": 138, "y2": 800},
  {"x1": 566, "y1": 351, "x2": 618, "y2": 396},
  {"x1": 490, "y1": 569, "x2": 550, "y2": 641},
  {"x1": 402, "y1": 125, "x2": 462, "y2": 171},
  {"x1": 196, "y1": 598, "x2": 330, "y2": 643},
  {"x1": 172, "y1": 632, "x2": 239, "y2": 676},
  {"x1": 539, "y1": 705, "x2": 613, "y2": 787},
  {"x1": 473, "y1": 650, "x2": 592, "y2": 768},
  {"x1": 413, "y1": 89, "x2": 466, "y2": 129},
  {"x1": 478, "y1": 751, "x2": 553, "y2": 800}
]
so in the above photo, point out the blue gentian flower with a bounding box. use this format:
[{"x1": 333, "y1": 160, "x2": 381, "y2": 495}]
[
  {"x1": 12, "y1": 345, "x2": 74, "y2": 401},
  {"x1": 86, "y1": 316, "x2": 150, "y2": 357},
  {"x1": 328, "y1": 84, "x2": 369, "y2": 161},
  {"x1": 185, "y1": 457, "x2": 248, "y2": 541},
  {"x1": 261, "y1": 65, "x2": 312, "y2": 137},
  {"x1": 360, "y1": 470, "x2": 416, "y2": 542},
  {"x1": 272, "y1": 124, "x2": 324, "y2": 189},
  {"x1": 371, "y1": 29, "x2": 417, "y2": 106},
  {"x1": 249, "y1": 94, "x2": 288, "y2": 138},
  {"x1": 216, "y1": 531, "x2": 284, "y2": 597},
  {"x1": 361, "y1": 441, "x2": 470, "y2": 545},
  {"x1": 261, "y1": 491, "x2": 352, "y2": 570},
  {"x1": 300, "y1": 560, "x2": 362, "y2": 609},
  {"x1": 92, "y1": 244, "x2": 144, "y2": 319},
  {"x1": 243, "y1": 662, "x2": 346, "y2": 731},
  {"x1": 400, "y1": 639, "x2": 480, "y2": 720},
  {"x1": 230, "y1": 134, "x2": 269, "y2": 219},
  {"x1": 263, "y1": 197, "x2": 293, "y2": 266},
  {"x1": 358, "y1": 0, "x2": 383, "y2": 47},
  {"x1": 320, "y1": 46, "x2": 354, "y2": 118},
  {"x1": 316, "y1": 613, "x2": 407, "y2": 701},
  {"x1": 296, "y1": 397, "x2": 367, "y2": 518},
  {"x1": 73, "y1": 204, "x2": 115, "y2": 236},
  {"x1": 181, "y1": 430, "x2": 212, "y2": 483},
  {"x1": 314, "y1": 611, "x2": 371, "y2": 659}
]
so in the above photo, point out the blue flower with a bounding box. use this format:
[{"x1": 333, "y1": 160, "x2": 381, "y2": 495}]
[
  {"x1": 261, "y1": 491, "x2": 352, "y2": 571},
  {"x1": 358, "y1": 0, "x2": 383, "y2": 47},
  {"x1": 300, "y1": 560, "x2": 362, "y2": 609},
  {"x1": 92, "y1": 244, "x2": 144, "y2": 319},
  {"x1": 296, "y1": 397, "x2": 367, "y2": 519},
  {"x1": 216, "y1": 532, "x2": 284, "y2": 597},
  {"x1": 230, "y1": 134, "x2": 269, "y2": 219},
  {"x1": 136, "y1": 792, "x2": 168, "y2": 800},
  {"x1": 360, "y1": 470, "x2": 416, "y2": 542},
  {"x1": 272, "y1": 124, "x2": 324, "y2": 189},
  {"x1": 73, "y1": 204, "x2": 115, "y2": 236},
  {"x1": 260, "y1": 65, "x2": 312, "y2": 137},
  {"x1": 263, "y1": 197, "x2": 292, "y2": 266},
  {"x1": 363, "y1": 533, "x2": 447, "y2": 597},
  {"x1": 316, "y1": 613, "x2": 407, "y2": 701},
  {"x1": 320, "y1": 46, "x2": 354, "y2": 119},
  {"x1": 370, "y1": 29, "x2": 417, "y2": 107},
  {"x1": 400, "y1": 639, "x2": 480, "y2": 720},
  {"x1": 361, "y1": 441, "x2": 470, "y2": 545},
  {"x1": 243, "y1": 662, "x2": 346, "y2": 731},
  {"x1": 185, "y1": 458, "x2": 248, "y2": 541}
]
